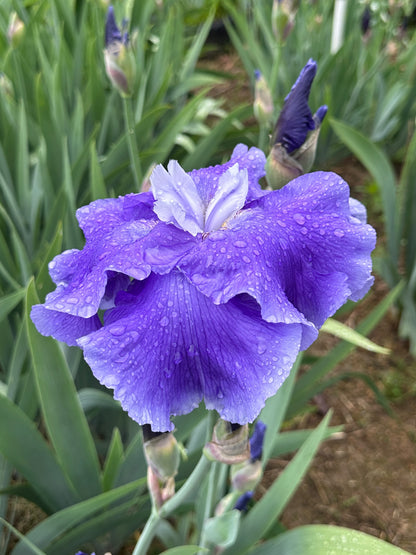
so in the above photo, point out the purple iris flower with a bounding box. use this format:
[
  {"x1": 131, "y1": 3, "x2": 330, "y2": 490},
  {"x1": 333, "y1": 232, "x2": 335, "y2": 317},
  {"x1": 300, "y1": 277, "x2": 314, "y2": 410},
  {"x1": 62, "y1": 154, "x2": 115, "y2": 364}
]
[
  {"x1": 273, "y1": 59, "x2": 327, "y2": 153},
  {"x1": 31, "y1": 144, "x2": 375, "y2": 432}
]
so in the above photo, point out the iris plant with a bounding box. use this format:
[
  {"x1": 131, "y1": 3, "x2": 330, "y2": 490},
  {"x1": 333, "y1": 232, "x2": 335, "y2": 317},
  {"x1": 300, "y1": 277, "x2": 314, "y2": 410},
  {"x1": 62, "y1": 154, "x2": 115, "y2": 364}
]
[{"x1": 32, "y1": 144, "x2": 375, "y2": 431}]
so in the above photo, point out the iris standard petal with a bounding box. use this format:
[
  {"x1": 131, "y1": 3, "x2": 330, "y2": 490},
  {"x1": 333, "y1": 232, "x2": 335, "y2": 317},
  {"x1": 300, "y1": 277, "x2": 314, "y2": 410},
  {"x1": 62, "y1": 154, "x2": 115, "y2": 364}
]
[
  {"x1": 30, "y1": 305, "x2": 101, "y2": 346},
  {"x1": 77, "y1": 271, "x2": 301, "y2": 432},
  {"x1": 189, "y1": 144, "x2": 267, "y2": 205},
  {"x1": 180, "y1": 171, "x2": 375, "y2": 348},
  {"x1": 204, "y1": 164, "x2": 248, "y2": 232},
  {"x1": 151, "y1": 161, "x2": 205, "y2": 236}
]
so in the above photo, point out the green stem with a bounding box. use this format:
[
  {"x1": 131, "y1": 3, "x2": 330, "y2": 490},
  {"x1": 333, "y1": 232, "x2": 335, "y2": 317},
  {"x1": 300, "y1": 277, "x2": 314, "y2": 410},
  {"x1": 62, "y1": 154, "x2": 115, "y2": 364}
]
[
  {"x1": 132, "y1": 455, "x2": 212, "y2": 555},
  {"x1": 258, "y1": 125, "x2": 270, "y2": 153},
  {"x1": 198, "y1": 462, "x2": 219, "y2": 553},
  {"x1": 122, "y1": 96, "x2": 142, "y2": 191}
]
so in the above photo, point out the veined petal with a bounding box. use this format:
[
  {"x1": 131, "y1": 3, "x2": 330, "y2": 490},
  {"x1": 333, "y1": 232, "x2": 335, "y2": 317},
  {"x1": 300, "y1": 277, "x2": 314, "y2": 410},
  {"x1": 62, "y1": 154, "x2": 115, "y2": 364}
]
[
  {"x1": 78, "y1": 272, "x2": 302, "y2": 432},
  {"x1": 180, "y1": 172, "x2": 375, "y2": 348},
  {"x1": 31, "y1": 305, "x2": 101, "y2": 346},
  {"x1": 150, "y1": 161, "x2": 205, "y2": 236},
  {"x1": 204, "y1": 164, "x2": 248, "y2": 232}
]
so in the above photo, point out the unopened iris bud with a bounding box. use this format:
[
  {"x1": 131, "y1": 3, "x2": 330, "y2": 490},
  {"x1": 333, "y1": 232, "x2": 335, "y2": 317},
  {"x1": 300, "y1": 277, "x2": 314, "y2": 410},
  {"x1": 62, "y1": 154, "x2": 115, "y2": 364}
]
[
  {"x1": 230, "y1": 421, "x2": 266, "y2": 492},
  {"x1": 204, "y1": 420, "x2": 250, "y2": 465},
  {"x1": 234, "y1": 490, "x2": 253, "y2": 512},
  {"x1": 104, "y1": 6, "x2": 136, "y2": 97},
  {"x1": 253, "y1": 70, "x2": 273, "y2": 127},
  {"x1": 266, "y1": 59, "x2": 327, "y2": 189},
  {"x1": 7, "y1": 13, "x2": 25, "y2": 46},
  {"x1": 271, "y1": 0, "x2": 298, "y2": 41},
  {"x1": 143, "y1": 426, "x2": 180, "y2": 481}
]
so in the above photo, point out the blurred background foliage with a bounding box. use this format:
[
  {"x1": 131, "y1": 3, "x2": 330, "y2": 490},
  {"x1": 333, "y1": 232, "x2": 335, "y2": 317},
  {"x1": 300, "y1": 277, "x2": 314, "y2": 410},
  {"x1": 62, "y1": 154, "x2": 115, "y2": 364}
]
[{"x1": 0, "y1": 0, "x2": 415, "y2": 553}]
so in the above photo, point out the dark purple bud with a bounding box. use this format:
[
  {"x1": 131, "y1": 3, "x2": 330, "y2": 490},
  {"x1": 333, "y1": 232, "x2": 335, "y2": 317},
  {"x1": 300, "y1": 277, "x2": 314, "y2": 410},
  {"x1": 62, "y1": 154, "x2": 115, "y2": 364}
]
[
  {"x1": 234, "y1": 491, "x2": 254, "y2": 512},
  {"x1": 273, "y1": 59, "x2": 317, "y2": 153},
  {"x1": 105, "y1": 5, "x2": 122, "y2": 47},
  {"x1": 249, "y1": 420, "x2": 266, "y2": 462},
  {"x1": 315, "y1": 104, "x2": 328, "y2": 124},
  {"x1": 361, "y1": 5, "x2": 371, "y2": 35}
]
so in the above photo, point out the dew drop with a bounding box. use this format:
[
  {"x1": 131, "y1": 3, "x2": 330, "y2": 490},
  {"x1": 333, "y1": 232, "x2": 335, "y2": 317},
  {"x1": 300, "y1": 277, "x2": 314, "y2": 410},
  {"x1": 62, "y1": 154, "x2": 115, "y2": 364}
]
[
  {"x1": 217, "y1": 391, "x2": 224, "y2": 399},
  {"x1": 159, "y1": 316, "x2": 169, "y2": 327},
  {"x1": 234, "y1": 240, "x2": 247, "y2": 248},
  {"x1": 334, "y1": 228, "x2": 345, "y2": 238},
  {"x1": 242, "y1": 255, "x2": 251, "y2": 264},
  {"x1": 110, "y1": 325, "x2": 126, "y2": 336},
  {"x1": 174, "y1": 352, "x2": 182, "y2": 364},
  {"x1": 293, "y1": 213, "x2": 305, "y2": 225}
]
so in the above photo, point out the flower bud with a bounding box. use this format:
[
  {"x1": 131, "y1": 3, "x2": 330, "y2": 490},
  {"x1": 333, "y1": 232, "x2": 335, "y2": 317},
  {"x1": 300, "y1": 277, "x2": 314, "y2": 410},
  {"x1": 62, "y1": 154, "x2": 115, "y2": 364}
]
[
  {"x1": 266, "y1": 59, "x2": 327, "y2": 189},
  {"x1": 104, "y1": 6, "x2": 136, "y2": 97},
  {"x1": 230, "y1": 421, "x2": 266, "y2": 492},
  {"x1": 143, "y1": 429, "x2": 180, "y2": 481},
  {"x1": 204, "y1": 420, "x2": 250, "y2": 465},
  {"x1": 271, "y1": 0, "x2": 298, "y2": 41},
  {"x1": 7, "y1": 13, "x2": 25, "y2": 46},
  {"x1": 253, "y1": 70, "x2": 273, "y2": 127},
  {"x1": 231, "y1": 459, "x2": 263, "y2": 493}
]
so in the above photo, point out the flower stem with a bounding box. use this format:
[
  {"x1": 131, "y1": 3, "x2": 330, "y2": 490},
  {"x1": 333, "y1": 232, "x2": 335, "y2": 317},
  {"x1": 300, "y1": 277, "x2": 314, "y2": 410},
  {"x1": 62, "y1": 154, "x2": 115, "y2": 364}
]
[
  {"x1": 122, "y1": 96, "x2": 142, "y2": 191},
  {"x1": 132, "y1": 454, "x2": 212, "y2": 555}
]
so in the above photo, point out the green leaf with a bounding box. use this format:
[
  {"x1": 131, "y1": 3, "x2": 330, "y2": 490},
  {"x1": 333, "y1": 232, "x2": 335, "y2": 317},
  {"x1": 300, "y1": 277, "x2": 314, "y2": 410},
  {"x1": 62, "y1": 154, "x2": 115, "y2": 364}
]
[
  {"x1": 0, "y1": 289, "x2": 25, "y2": 323},
  {"x1": 102, "y1": 428, "x2": 124, "y2": 492},
  {"x1": 223, "y1": 412, "x2": 333, "y2": 555},
  {"x1": 89, "y1": 141, "x2": 107, "y2": 200},
  {"x1": 321, "y1": 318, "x2": 390, "y2": 354},
  {"x1": 0, "y1": 517, "x2": 45, "y2": 555},
  {"x1": 12, "y1": 478, "x2": 146, "y2": 555},
  {"x1": 248, "y1": 525, "x2": 411, "y2": 555},
  {"x1": 160, "y1": 547, "x2": 207, "y2": 555},
  {"x1": 35, "y1": 222, "x2": 63, "y2": 296},
  {"x1": 0, "y1": 395, "x2": 77, "y2": 513},
  {"x1": 271, "y1": 426, "x2": 344, "y2": 458},
  {"x1": 25, "y1": 279, "x2": 102, "y2": 500}
]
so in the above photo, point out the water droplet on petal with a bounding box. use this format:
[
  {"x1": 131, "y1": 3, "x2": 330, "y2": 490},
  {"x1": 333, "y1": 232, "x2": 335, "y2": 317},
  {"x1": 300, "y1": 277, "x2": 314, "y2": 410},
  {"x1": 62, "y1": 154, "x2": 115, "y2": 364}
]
[
  {"x1": 334, "y1": 228, "x2": 345, "y2": 237},
  {"x1": 293, "y1": 213, "x2": 305, "y2": 225},
  {"x1": 234, "y1": 240, "x2": 247, "y2": 248},
  {"x1": 159, "y1": 316, "x2": 169, "y2": 327},
  {"x1": 110, "y1": 325, "x2": 126, "y2": 336}
]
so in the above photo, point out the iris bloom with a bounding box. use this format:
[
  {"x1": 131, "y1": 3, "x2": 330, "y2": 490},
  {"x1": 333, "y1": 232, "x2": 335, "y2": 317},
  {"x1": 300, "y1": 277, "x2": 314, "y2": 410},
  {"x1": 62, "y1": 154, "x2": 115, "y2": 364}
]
[{"x1": 31, "y1": 144, "x2": 375, "y2": 431}]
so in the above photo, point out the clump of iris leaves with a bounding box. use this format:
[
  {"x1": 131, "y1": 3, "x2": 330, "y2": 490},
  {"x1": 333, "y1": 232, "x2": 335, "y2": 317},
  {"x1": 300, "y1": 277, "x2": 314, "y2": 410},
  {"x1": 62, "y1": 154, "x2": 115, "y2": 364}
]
[{"x1": 0, "y1": 1, "x2": 415, "y2": 554}]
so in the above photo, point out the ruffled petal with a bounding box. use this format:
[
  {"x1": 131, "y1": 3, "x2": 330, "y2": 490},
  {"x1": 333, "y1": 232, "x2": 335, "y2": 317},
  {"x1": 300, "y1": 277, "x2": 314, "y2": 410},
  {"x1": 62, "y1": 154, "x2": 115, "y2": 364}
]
[
  {"x1": 78, "y1": 272, "x2": 302, "y2": 432},
  {"x1": 31, "y1": 305, "x2": 101, "y2": 346},
  {"x1": 180, "y1": 172, "x2": 375, "y2": 348},
  {"x1": 43, "y1": 217, "x2": 197, "y2": 318},
  {"x1": 189, "y1": 144, "x2": 266, "y2": 206}
]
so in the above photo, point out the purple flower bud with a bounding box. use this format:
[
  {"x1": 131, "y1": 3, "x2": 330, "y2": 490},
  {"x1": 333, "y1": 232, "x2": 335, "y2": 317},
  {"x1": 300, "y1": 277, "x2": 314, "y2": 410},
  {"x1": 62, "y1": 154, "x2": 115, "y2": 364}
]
[
  {"x1": 273, "y1": 59, "x2": 317, "y2": 153},
  {"x1": 249, "y1": 420, "x2": 266, "y2": 461},
  {"x1": 105, "y1": 6, "x2": 122, "y2": 47},
  {"x1": 234, "y1": 491, "x2": 254, "y2": 512},
  {"x1": 103, "y1": 6, "x2": 135, "y2": 96}
]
